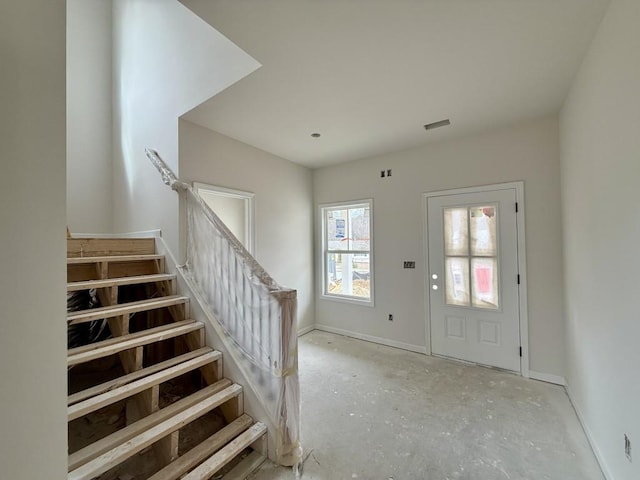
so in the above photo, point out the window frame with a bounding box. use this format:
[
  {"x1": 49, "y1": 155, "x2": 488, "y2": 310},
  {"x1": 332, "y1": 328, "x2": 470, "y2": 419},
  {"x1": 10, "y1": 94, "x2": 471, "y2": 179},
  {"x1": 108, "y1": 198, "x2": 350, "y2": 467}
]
[{"x1": 319, "y1": 199, "x2": 374, "y2": 306}]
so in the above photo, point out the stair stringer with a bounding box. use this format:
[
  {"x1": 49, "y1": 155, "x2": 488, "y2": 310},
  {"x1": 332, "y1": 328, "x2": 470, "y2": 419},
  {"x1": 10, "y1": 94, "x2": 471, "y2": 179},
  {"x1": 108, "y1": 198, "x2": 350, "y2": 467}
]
[{"x1": 154, "y1": 235, "x2": 278, "y2": 464}]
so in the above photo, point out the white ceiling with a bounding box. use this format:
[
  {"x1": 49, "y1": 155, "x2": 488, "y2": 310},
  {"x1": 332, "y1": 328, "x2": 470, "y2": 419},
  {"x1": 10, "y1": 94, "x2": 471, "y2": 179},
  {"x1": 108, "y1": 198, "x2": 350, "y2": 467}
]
[{"x1": 181, "y1": 0, "x2": 610, "y2": 169}]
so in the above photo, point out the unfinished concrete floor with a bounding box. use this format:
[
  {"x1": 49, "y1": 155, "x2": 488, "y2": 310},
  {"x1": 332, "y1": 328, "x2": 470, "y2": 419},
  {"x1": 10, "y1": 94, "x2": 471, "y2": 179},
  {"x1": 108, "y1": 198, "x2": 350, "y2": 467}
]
[{"x1": 251, "y1": 330, "x2": 603, "y2": 480}]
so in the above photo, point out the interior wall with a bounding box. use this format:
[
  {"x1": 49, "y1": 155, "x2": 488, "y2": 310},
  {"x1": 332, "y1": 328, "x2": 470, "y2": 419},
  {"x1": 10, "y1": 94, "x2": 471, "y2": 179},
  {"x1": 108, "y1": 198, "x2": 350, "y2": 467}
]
[
  {"x1": 111, "y1": 0, "x2": 259, "y2": 254},
  {"x1": 67, "y1": 0, "x2": 113, "y2": 233},
  {"x1": 314, "y1": 117, "x2": 565, "y2": 379},
  {"x1": 198, "y1": 190, "x2": 247, "y2": 248},
  {"x1": 0, "y1": 1, "x2": 68, "y2": 479},
  {"x1": 560, "y1": 0, "x2": 640, "y2": 478},
  {"x1": 179, "y1": 120, "x2": 315, "y2": 333}
]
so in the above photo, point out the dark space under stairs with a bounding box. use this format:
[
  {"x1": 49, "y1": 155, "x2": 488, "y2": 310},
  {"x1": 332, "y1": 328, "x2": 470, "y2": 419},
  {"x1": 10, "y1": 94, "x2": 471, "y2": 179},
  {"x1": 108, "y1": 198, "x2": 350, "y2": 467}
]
[{"x1": 67, "y1": 237, "x2": 267, "y2": 480}]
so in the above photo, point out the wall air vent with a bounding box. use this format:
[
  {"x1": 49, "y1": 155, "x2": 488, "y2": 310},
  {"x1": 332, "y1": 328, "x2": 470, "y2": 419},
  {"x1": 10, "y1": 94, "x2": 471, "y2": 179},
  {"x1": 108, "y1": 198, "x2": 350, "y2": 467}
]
[{"x1": 424, "y1": 119, "x2": 451, "y2": 131}]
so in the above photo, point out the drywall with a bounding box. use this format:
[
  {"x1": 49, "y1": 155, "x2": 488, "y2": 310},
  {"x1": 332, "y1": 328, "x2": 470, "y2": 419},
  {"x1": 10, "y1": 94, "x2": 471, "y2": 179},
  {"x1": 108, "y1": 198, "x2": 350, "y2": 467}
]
[
  {"x1": 198, "y1": 190, "x2": 247, "y2": 248},
  {"x1": 111, "y1": 0, "x2": 259, "y2": 254},
  {"x1": 179, "y1": 120, "x2": 315, "y2": 333},
  {"x1": 67, "y1": 0, "x2": 113, "y2": 233},
  {"x1": 560, "y1": 0, "x2": 640, "y2": 478},
  {"x1": 0, "y1": 1, "x2": 68, "y2": 479},
  {"x1": 314, "y1": 117, "x2": 565, "y2": 378}
]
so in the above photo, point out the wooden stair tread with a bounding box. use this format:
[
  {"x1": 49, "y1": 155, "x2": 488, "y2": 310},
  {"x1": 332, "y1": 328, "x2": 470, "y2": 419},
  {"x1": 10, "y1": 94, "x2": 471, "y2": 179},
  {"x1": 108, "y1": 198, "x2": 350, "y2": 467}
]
[
  {"x1": 68, "y1": 383, "x2": 243, "y2": 480},
  {"x1": 68, "y1": 347, "x2": 212, "y2": 405},
  {"x1": 181, "y1": 423, "x2": 268, "y2": 480},
  {"x1": 68, "y1": 379, "x2": 234, "y2": 472},
  {"x1": 148, "y1": 415, "x2": 254, "y2": 480},
  {"x1": 223, "y1": 450, "x2": 268, "y2": 480},
  {"x1": 67, "y1": 295, "x2": 189, "y2": 325},
  {"x1": 65, "y1": 239, "x2": 270, "y2": 480},
  {"x1": 68, "y1": 350, "x2": 222, "y2": 421},
  {"x1": 68, "y1": 320, "x2": 202, "y2": 366},
  {"x1": 67, "y1": 254, "x2": 164, "y2": 264},
  {"x1": 67, "y1": 273, "x2": 176, "y2": 291}
]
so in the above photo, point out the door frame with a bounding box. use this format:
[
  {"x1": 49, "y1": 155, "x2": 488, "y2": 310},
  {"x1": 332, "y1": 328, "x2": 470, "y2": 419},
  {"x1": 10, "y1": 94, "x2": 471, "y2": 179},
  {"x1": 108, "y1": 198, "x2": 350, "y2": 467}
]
[
  {"x1": 422, "y1": 181, "x2": 529, "y2": 377},
  {"x1": 193, "y1": 182, "x2": 255, "y2": 254}
]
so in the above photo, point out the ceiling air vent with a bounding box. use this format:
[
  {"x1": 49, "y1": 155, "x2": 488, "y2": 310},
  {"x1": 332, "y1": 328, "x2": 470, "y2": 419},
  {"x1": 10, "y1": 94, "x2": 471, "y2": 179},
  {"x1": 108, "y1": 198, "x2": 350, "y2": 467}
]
[{"x1": 424, "y1": 119, "x2": 451, "y2": 131}]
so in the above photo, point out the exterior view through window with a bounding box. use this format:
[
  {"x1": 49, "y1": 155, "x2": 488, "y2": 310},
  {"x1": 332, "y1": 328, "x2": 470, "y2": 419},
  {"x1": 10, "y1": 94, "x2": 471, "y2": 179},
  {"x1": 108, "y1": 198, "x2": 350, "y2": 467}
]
[{"x1": 322, "y1": 201, "x2": 372, "y2": 303}]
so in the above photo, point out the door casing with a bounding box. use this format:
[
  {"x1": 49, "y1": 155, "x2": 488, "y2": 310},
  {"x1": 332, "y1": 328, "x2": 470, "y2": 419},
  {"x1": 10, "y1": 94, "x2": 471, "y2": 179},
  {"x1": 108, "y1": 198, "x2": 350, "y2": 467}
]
[{"x1": 422, "y1": 182, "x2": 529, "y2": 377}]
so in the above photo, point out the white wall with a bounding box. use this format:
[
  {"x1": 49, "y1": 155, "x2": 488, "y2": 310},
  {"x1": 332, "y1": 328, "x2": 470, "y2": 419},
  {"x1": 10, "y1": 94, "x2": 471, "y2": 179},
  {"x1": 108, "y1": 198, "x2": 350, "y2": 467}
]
[
  {"x1": 179, "y1": 120, "x2": 315, "y2": 333},
  {"x1": 560, "y1": 0, "x2": 640, "y2": 478},
  {"x1": 198, "y1": 190, "x2": 247, "y2": 248},
  {"x1": 0, "y1": 2, "x2": 68, "y2": 479},
  {"x1": 67, "y1": 0, "x2": 114, "y2": 233},
  {"x1": 112, "y1": 0, "x2": 259, "y2": 253},
  {"x1": 314, "y1": 117, "x2": 565, "y2": 378}
]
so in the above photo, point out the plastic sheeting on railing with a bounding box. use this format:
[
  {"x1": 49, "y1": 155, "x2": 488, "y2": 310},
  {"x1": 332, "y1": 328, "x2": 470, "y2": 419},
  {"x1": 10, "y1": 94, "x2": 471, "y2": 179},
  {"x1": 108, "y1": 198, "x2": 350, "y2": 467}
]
[
  {"x1": 184, "y1": 188, "x2": 301, "y2": 465},
  {"x1": 145, "y1": 148, "x2": 301, "y2": 468}
]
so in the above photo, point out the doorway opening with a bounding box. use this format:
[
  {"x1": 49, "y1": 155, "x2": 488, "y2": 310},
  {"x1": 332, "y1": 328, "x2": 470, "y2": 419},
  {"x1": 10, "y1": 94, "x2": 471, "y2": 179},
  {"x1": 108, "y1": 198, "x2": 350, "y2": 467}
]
[{"x1": 194, "y1": 182, "x2": 255, "y2": 254}]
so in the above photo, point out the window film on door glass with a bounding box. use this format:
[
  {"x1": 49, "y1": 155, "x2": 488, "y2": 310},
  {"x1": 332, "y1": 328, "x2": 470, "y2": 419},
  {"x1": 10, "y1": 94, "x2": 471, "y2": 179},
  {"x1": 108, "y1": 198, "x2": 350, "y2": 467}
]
[
  {"x1": 443, "y1": 205, "x2": 499, "y2": 310},
  {"x1": 471, "y1": 257, "x2": 499, "y2": 308},
  {"x1": 324, "y1": 203, "x2": 372, "y2": 301},
  {"x1": 444, "y1": 208, "x2": 469, "y2": 256},
  {"x1": 445, "y1": 256, "x2": 470, "y2": 306},
  {"x1": 470, "y1": 206, "x2": 497, "y2": 256}
]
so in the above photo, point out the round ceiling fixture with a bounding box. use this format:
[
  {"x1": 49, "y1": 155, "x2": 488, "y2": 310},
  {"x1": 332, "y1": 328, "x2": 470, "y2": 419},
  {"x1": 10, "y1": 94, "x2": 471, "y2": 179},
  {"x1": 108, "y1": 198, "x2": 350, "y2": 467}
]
[{"x1": 310, "y1": 133, "x2": 321, "y2": 138}]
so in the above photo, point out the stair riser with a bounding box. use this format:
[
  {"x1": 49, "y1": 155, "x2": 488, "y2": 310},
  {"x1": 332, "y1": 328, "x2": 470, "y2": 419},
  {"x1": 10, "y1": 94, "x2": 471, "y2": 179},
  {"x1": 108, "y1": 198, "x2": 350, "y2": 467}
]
[
  {"x1": 67, "y1": 238, "x2": 156, "y2": 258},
  {"x1": 68, "y1": 261, "x2": 165, "y2": 283}
]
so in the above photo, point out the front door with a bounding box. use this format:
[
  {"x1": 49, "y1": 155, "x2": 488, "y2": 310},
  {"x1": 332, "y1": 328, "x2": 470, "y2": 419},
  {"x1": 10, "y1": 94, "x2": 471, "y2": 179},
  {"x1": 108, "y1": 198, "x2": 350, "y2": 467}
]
[{"x1": 427, "y1": 187, "x2": 521, "y2": 371}]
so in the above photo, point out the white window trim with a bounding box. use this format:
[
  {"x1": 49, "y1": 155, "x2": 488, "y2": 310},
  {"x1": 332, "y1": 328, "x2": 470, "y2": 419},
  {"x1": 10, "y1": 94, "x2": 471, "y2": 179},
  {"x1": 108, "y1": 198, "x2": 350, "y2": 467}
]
[{"x1": 319, "y1": 199, "x2": 374, "y2": 307}]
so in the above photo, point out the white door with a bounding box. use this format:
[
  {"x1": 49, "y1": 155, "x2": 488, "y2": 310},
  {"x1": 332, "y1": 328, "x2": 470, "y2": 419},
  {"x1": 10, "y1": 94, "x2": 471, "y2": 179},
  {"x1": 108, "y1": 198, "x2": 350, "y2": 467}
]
[{"x1": 427, "y1": 187, "x2": 521, "y2": 371}]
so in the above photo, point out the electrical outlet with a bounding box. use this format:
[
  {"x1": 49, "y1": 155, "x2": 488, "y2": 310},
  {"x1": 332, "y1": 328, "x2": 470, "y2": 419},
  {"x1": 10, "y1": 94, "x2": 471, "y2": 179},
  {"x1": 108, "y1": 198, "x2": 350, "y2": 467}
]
[
  {"x1": 388, "y1": 314, "x2": 393, "y2": 321},
  {"x1": 403, "y1": 261, "x2": 415, "y2": 269},
  {"x1": 625, "y1": 434, "x2": 632, "y2": 462}
]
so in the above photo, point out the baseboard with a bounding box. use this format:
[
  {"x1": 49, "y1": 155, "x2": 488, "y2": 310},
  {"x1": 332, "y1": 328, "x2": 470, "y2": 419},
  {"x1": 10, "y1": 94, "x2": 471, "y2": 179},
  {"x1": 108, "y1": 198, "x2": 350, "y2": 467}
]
[
  {"x1": 565, "y1": 384, "x2": 613, "y2": 480},
  {"x1": 528, "y1": 370, "x2": 566, "y2": 386},
  {"x1": 297, "y1": 325, "x2": 315, "y2": 336},
  {"x1": 70, "y1": 229, "x2": 162, "y2": 239},
  {"x1": 314, "y1": 324, "x2": 428, "y2": 354}
]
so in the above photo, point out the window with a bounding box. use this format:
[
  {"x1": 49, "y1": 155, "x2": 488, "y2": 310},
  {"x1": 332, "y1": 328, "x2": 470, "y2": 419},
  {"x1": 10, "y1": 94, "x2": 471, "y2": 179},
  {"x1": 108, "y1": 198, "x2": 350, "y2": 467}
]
[
  {"x1": 321, "y1": 200, "x2": 373, "y2": 304},
  {"x1": 443, "y1": 205, "x2": 499, "y2": 309}
]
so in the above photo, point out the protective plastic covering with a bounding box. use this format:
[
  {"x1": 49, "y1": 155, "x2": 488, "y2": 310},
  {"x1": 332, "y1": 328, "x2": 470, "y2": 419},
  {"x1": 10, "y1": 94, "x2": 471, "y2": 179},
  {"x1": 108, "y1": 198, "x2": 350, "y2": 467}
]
[{"x1": 145, "y1": 149, "x2": 302, "y2": 468}]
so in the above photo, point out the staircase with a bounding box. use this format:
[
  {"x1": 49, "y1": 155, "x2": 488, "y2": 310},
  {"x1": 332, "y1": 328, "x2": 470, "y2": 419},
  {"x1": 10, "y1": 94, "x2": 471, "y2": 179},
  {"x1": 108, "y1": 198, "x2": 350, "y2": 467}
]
[{"x1": 67, "y1": 237, "x2": 267, "y2": 480}]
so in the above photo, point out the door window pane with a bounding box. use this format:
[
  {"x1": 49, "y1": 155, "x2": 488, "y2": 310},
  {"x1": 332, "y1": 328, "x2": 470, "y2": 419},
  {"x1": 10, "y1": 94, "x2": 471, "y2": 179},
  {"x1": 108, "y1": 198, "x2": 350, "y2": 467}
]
[
  {"x1": 470, "y1": 205, "x2": 497, "y2": 256},
  {"x1": 471, "y1": 257, "x2": 499, "y2": 309},
  {"x1": 444, "y1": 208, "x2": 469, "y2": 256},
  {"x1": 445, "y1": 257, "x2": 470, "y2": 306},
  {"x1": 443, "y1": 204, "x2": 500, "y2": 310}
]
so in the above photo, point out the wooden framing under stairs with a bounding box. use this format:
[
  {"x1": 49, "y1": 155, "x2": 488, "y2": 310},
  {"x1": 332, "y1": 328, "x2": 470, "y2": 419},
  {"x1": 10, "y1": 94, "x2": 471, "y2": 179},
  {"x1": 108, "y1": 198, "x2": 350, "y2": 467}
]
[{"x1": 66, "y1": 237, "x2": 267, "y2": 479}]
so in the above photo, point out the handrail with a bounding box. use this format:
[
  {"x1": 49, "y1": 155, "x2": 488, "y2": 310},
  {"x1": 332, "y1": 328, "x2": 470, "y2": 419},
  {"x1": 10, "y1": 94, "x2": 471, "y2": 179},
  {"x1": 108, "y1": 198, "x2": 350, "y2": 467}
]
[{"x1": 145, "y1": 149, "x2": 301, "y2": 468}]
